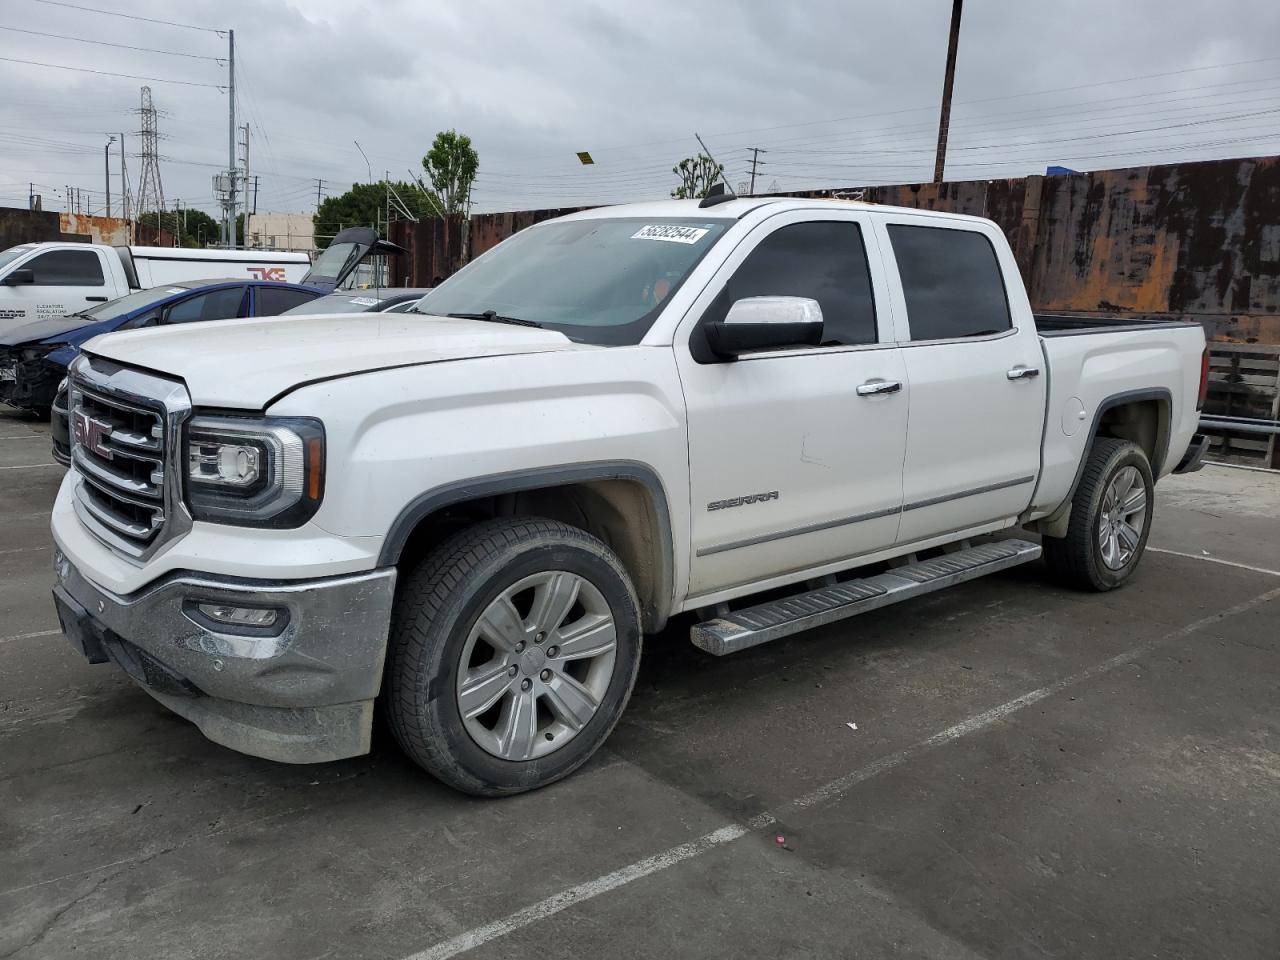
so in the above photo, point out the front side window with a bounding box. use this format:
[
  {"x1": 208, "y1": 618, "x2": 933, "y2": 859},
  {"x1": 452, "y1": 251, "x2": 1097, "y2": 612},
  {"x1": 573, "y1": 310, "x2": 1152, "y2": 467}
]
[
  {"x1": 706, "y1": 220, "x2": 878, "y2": 348},
  {"x1": 24, "y1": 250, "x2": 105, "y2": 286},
  {"x1": 164, "y1": 286, "x2": 246, "y2": 325},
  {"x1": 412, "y1": 218, "x2": 730, "y2": 346},
  {"x1": 888, "y1": 225, "x2": 1011, "y2": 341}
]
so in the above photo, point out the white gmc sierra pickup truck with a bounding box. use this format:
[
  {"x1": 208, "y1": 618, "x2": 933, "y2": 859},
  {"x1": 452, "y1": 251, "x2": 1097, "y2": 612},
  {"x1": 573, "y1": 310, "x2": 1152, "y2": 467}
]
[{"x1": 50, "y1": 197, "x2": 1209, "y2": 796}]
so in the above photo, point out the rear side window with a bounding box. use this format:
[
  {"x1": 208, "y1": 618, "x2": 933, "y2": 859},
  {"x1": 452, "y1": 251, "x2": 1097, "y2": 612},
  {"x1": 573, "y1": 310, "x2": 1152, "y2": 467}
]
[
  {"x1": 714, "y1": 221, "x2": 877, "y2": 347},
  {"x1": 254, "y1": 286, "x2": 318, "y2": 316},
  {"x1": 888, "y1": 225, "x2": 1011, "y2": 341},
  {"x1": 24, "y1": 250, "x2": 105, "y2": 286},
  {"x1": 164, "y1": 286, "x2": 247, "y2": 325}
]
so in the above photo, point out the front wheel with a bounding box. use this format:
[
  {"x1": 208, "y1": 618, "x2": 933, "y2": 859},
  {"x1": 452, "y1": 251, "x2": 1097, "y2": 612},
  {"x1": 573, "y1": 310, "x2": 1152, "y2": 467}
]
[
  {"x1": 1043, "y1": 437, "x2": 1155, "y2": 591},
  {"x1": 384, "y1": 517, "x2": 642, "y2": 796}
]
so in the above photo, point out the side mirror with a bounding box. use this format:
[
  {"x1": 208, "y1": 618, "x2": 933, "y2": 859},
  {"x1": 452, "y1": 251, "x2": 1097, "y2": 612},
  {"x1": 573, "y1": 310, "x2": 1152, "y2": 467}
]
[
  {"x1": 704, "y1": 296, "x2": 824, "y2": 360},
  {"x1": 2, "y1": 268, "x2": 35, "y2": 286}
]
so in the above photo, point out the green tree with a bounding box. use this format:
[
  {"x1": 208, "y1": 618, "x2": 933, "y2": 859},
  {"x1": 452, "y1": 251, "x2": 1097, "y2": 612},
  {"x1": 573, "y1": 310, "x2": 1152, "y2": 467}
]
[
  {"x1": 422, "y1": 130, "x2": 479, "y2": 217},
  {"x1": 138, "y1": 207, "x2": 220, "y2": 247},
  {"x1": 312, "y1": 180, "x2": 435, "y2": 249},
  {"x1": 671, "y1": 154, "x2": 724, "y2": 199}
]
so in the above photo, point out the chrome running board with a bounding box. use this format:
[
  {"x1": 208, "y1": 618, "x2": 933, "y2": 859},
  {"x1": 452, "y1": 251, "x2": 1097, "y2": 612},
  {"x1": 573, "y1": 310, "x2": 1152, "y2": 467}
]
[{"x1": 691, "y1": 539, "x2": 1041, "y2": 656}]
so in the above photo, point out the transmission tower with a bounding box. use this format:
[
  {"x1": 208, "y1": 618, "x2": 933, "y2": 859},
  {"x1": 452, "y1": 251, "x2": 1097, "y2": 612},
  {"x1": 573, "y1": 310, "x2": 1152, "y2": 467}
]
[{"x1": 135, "y1": 86, "x2": 166, "y2": 241}]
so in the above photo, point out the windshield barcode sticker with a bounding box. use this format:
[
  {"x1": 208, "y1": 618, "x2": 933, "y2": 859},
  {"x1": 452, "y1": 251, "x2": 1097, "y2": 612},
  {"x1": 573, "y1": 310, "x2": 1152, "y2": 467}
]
[{"x1": 631, "y1": 225, "x2": 709, "y2": 244}]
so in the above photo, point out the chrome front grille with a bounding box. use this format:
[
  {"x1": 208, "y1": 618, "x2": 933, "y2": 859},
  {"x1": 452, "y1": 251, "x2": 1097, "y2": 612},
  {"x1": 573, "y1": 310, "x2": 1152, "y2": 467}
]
[{"x1": 69, "y1": 356, "x2": 192, "y2": 561}]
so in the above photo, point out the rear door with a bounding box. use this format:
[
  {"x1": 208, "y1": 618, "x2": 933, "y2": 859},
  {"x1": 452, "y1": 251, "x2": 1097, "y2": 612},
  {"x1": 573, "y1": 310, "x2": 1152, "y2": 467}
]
[
  {"x1": 7, "y1": 248, "x2": 113, "y2": 323},
  {"x1": 878, "y1": 217, "x2": 1046, "y2": 544},
  {"x1": 251, "y1": 285, "x2": 320, "y2": 316},
  {"x1": 676, "y1": 210, "x2": 909, "y2": 601}
]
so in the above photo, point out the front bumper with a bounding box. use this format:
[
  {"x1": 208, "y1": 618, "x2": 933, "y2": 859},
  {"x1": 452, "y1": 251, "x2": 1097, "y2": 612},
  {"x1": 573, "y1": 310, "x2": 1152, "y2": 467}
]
[
  {"x1": 0, "y1": 352, "x2": 62, "y2": 411},
  {"x1": 52, "y1": 550, "x2": 397, "y2": 763}
]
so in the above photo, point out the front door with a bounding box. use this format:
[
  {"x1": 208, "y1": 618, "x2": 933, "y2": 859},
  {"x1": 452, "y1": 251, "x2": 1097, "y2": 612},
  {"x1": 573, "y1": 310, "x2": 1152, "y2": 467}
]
[
  {"x1": 7, "y1": 248, "x2": 112, "y2": 325},
  {"x1": 676, "y1": 211, "x2": 908, "y2": 602}
]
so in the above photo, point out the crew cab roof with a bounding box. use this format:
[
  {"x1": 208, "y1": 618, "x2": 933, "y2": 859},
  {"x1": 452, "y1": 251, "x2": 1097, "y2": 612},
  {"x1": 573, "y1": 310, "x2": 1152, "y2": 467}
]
[{"x1": 555, "y1": 196, "x2": 996, "y2": 225}]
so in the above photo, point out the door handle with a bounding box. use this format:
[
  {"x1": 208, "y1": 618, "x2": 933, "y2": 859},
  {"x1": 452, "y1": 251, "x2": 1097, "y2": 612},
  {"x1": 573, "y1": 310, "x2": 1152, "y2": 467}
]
[
  {"x1": 85, "y1": 296, "x2": 108, "y2": 302},
  {"x1": 1006, "y1": 366, "x2": 1040, "y2": 380},
  {"x1": 856, "y1": 379, "x2": 902, "y2": 397}
]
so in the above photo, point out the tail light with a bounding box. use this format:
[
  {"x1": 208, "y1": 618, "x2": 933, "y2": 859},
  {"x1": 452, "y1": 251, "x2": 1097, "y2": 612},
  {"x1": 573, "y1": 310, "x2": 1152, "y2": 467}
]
[{"x1": 1196, "y1": 346, "x2": 1210, "y2": 411}]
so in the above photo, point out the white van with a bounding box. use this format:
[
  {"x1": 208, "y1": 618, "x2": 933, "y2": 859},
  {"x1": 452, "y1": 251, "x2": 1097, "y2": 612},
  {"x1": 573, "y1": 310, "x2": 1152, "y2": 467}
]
[{"x1": 0, "y1": 243, "x2": 310, "y2": 334}]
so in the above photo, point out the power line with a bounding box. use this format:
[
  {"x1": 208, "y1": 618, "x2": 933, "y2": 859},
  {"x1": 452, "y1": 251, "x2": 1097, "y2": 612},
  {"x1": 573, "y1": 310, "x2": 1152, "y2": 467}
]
[
  {"x1": 0, "y1": 56, "x2": 225, "y2": 89},
  {"x1": 0, "y1": 26, "x2": 225, "y2": 61},
  {"x1": 27, "y1": 0, "x2": 224, "y2": 34}
]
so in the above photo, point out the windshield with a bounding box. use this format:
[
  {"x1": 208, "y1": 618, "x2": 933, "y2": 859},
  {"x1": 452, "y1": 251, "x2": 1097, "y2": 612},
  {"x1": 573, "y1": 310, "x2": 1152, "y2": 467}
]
[
  {"x1": 0, "y1": 244, "x2": 36, "y2": 275},
  {"x1": 305, "y1": 241, "x2": 364, "y2": 286},
  {"x1": 411, "y1": 218, "x2": 729, "y2": 346},
  {"x1": 77, "y1": 285, "x2": 188, "y2": 322}
]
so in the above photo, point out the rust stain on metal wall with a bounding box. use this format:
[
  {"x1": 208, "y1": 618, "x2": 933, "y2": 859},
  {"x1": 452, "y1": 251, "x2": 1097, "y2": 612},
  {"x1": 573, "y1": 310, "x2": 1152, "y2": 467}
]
[
  {"x1": 59, "y1": 213, "x2": 131, "y2": 245},
  {"x1": 390, "y1": 154, "x2": 1280, "y2": 344},
  {"x1": 1030, "y1": 157, "x2": 1280, "y2": 341}
]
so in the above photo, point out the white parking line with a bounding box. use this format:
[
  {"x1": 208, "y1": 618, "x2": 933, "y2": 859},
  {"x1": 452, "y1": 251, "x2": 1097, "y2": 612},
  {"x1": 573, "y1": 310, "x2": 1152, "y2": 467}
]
[
  {"x1": 0, "y1": 545, "x2": 50, "y2": 556},
  {"x1": 1147, "y1": 546, "x2": 1280, "y2": 578},
  {"x1": 0, "y1": 435, "x2": 45, "y2": 441},
  {"x1": 0, "y1": 463, "x2": 58, "y2": 471},
  {"x1": 402, "y1": 584, "x2": 1280, "y2": 960},
  {"x1": 0, "y1": 628, "x2": 61, "y2": 644}
]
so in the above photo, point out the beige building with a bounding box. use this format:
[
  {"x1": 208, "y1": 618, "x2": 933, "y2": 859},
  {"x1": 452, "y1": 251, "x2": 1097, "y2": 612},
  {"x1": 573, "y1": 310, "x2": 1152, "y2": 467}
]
[{"x1": 246, "y1": 212, "x2": 314, "y2": 252}]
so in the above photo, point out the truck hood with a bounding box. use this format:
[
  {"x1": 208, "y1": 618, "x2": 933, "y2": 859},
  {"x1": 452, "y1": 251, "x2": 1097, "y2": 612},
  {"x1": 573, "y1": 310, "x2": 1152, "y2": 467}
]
[{"x1": 82, "y1": 313, "x2": 593, "y2": 408}]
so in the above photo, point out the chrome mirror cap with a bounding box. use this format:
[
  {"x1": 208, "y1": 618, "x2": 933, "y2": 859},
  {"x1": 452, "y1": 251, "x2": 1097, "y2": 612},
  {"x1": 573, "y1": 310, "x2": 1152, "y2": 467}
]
[{"x1": 723, "y1": 296, "x2": 823, "y2": 327}]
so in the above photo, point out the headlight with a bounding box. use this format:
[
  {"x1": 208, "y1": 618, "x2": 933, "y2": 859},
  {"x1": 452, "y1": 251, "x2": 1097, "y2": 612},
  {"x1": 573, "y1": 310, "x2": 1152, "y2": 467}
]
[{"x1": 184, "y1": 416, "x2": 324, "y2": 527}]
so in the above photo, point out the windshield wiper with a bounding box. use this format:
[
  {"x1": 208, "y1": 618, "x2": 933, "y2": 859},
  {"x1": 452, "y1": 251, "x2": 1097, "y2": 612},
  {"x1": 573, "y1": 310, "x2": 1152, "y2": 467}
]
[{"x1": 446, "y1": 310, "x2": 542, "y2": 329}]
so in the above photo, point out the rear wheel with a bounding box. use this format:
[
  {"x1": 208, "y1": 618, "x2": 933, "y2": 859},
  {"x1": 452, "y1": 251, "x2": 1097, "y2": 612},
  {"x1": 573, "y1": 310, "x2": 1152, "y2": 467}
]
[
  {"x1": 1043, "y1": 437, "x2": 1154, "y2": 591},
  {"x1": 384, "y1": 517, "x2": 642, "y2": 796}
]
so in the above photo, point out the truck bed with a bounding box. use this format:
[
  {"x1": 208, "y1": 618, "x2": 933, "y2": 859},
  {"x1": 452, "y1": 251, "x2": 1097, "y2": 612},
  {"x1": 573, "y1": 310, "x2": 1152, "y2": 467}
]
[{"x1": 1035, "y1": 313, "x2": 1202, "y2": 336}]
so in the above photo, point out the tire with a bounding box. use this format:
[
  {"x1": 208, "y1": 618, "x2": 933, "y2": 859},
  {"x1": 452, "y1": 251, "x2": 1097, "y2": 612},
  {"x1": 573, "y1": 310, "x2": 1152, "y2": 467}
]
[
  {"x1": 1043, "y1": 437, "x2": 1154, "y2": 591},
  {"x1": 384, "y1": 517, "x2": 642, "y2": 796}
]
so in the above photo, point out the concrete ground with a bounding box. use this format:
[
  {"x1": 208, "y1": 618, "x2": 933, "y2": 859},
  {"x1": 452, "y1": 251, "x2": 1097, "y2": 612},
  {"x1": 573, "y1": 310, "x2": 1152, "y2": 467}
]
[{"x1": 2, "y1": 405, "x2": 1278, "y2": 960}]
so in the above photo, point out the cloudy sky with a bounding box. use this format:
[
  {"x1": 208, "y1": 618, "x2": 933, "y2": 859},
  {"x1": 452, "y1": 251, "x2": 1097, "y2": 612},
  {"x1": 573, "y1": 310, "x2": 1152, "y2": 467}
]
[{"x1": 3, "y1": 0, "x2": 1279, "y2": 220}]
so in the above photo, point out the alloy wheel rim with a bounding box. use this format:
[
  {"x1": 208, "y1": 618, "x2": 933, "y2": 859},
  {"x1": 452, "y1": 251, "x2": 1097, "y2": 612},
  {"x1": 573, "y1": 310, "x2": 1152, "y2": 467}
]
[
  {"x1": 1097, "y1": 465, "x2": 1147, "y2": 571},
  {"x1": 456, "y1": 570, "x2": 617, "y2": 761}
]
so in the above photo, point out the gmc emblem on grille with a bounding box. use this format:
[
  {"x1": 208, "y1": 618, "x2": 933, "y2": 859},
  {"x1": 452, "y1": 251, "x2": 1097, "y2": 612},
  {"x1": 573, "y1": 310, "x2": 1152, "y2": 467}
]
[{"x1": 72, "y1": 409, "x2": 114, "y2": 460}]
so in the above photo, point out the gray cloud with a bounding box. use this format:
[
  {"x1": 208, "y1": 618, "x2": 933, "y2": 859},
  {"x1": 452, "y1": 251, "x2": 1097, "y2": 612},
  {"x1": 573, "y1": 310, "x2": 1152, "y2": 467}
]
[{"x1": 2, "y1": 0, "x2": 1278, "y2": 217}]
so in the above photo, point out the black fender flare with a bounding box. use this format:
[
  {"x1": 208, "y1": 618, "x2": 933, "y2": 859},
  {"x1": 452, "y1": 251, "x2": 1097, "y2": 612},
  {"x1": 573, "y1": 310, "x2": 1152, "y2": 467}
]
[
  {"x1": 377, "y1": 460, "x2": 676, "y2": 632},
  {"x1": 1043, "y1": 387, "x2": 1172, "y2": 528}
]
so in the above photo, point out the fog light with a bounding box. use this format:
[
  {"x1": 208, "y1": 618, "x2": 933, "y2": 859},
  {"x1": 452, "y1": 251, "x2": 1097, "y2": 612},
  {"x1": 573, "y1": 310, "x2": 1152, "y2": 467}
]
[{"x1": 197, "y1": 603, "x2": 279, "y2": 627}]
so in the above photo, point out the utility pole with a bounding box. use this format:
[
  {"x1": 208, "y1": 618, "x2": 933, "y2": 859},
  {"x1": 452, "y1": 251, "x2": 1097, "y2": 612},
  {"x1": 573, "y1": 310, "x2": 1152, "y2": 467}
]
[
  {"x1": 746, "y1": 147, "x2": 767, "y2": 196},
  {"x1": 239, "y1": 122, "x2": 250, "y2": 243},
  {"x1": 118, "y1": 133, "x2": 129, "y2": 225},
  {"x1": 104, "y1": 135, "x2": 115, "y2": 217},
  {"x1": 315, "y1": 178, "x2": 326, "y2": 210},
  {"x1": 226, "y1": 28, "x2": 237, "y2": 249},
  {"x1": 933, "y1": 0, "x2": 963, "y2": 183}
]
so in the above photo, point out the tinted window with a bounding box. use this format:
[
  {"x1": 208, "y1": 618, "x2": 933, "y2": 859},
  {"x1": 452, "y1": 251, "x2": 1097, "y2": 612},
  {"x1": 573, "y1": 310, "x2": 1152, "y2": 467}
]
[
  {"x1": 25, "y1": 250, "x2": 105, "y2": 286},
  {"x1": 888, "y1": 226, "x2": 1011, "y2": 341},
  {"x1": 254, "y1": 286, "x2": 318, "y2": 316},
  {"x1": 164, "y1": 287, "x2": 246, "y2": 325},
  {"x1": 715, "y1": 221, "x2": 876, "y2": 347}
]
